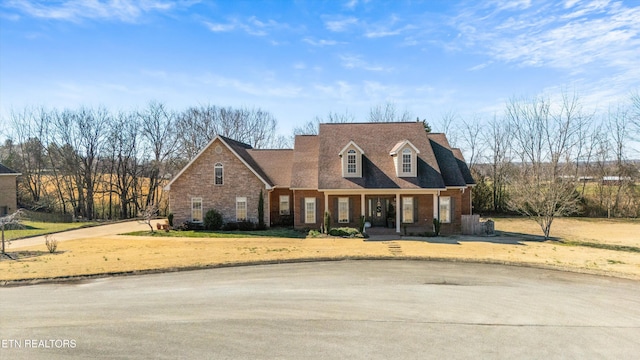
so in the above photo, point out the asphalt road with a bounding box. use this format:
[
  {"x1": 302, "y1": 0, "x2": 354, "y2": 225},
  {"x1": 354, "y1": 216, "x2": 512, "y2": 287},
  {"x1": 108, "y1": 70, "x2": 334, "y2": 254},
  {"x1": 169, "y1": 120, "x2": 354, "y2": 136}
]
[{"x1": 1, "y1": 260, "x2": 639, "y2": 359}]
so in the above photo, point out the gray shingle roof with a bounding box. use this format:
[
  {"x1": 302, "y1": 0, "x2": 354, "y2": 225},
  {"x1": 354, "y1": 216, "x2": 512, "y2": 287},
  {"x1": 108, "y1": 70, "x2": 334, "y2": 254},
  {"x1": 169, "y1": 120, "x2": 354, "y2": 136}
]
[
  {"x1": 427, "y1": 133, "x2": 467, "y2": 187},
  {"x1": 0, "y1": 163, "x2": 19, "y2": 175}
]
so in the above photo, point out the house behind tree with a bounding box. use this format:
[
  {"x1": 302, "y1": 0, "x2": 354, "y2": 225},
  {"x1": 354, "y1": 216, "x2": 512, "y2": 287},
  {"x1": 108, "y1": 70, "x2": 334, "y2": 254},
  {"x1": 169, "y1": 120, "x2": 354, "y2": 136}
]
[{"x1": 165, "y1": 122, "x2": 475, "y2": 234}]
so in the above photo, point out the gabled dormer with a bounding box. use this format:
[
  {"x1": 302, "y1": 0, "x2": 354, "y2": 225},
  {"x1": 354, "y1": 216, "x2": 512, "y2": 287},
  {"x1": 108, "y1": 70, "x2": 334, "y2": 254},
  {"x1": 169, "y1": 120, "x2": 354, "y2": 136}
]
[
  {"x1": 389, "y1": 140, "x2": 420, "y2": 177},
  {"x1": 338, "y1": 140, "x2": 365, "y2": 178}
]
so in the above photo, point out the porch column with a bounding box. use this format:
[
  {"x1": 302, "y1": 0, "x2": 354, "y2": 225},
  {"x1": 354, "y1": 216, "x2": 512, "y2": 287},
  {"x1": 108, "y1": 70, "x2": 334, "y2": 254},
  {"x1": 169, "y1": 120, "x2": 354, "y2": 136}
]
[
  {"x1": 360, "y1": 193, "x2": 365, "y2": 220},
  {"x1": 396, "y1": 193, "x2": 401, "y2": 233},
  {"x1": 324, "y1": 192, "x2": 329, "y2": 217},
  {"x1": 434, "y1": 192, "x2": 439, "y2": 220}
]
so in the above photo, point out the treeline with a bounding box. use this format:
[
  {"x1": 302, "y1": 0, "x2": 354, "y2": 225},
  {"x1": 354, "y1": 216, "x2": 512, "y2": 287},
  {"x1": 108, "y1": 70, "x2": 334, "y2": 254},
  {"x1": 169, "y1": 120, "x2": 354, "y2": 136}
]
[
  {"x1": 1, "y1": 93, "x2": 639, "y2": 227},
  {"x1": 457, "y1": 92, "x2": 640, "y2": 226},
  {"x1": 0, "y1": 102, "x2": 287, "y2": 220}
]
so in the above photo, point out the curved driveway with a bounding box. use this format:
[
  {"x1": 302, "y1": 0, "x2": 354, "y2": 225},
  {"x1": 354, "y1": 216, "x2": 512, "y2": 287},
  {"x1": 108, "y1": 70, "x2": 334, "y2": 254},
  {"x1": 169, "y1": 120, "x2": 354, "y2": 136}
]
[
  {"x1": 7, "y1": 220, "x2": 164, "y2": 249},
  {"x1": 1, "y1": 260, "x2": 639, "y2": 359}
]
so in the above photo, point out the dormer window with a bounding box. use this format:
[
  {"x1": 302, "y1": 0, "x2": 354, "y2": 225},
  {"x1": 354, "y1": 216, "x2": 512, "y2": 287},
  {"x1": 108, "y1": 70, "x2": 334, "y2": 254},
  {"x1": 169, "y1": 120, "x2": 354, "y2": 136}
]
[
  {"x1": 347, "y1": 150, "x2": 357, "y2": 174},
  {"x1": 402, "y1": 148, "x2": 412, "y2": 173},
  {"x1": 390, "y1": 140, "x2": 419, "y2": 177},
  {"x1": 339, "y1": 141, "x2": 364, "y2": 178}
]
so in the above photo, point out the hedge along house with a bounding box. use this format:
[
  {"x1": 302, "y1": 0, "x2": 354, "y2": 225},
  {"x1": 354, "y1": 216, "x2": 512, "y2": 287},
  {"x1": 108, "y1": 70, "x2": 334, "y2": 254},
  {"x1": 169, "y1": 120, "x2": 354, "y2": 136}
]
[
  {"x1": 0, "y1": 163, "x2": 20, "y2": 216},
  {"x1": 165, "y1": 122, "x2": 475, "y2": 234}
]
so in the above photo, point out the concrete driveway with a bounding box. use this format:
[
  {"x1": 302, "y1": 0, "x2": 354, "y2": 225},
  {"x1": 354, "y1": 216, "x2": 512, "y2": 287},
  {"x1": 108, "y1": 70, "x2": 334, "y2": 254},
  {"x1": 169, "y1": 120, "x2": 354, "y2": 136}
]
[
  {"x1": 7, "y1": 220, "x2": 165, "y2": 249},
  {"x1": 1, "y1": 260, "x2": 638, "y2": 359}
]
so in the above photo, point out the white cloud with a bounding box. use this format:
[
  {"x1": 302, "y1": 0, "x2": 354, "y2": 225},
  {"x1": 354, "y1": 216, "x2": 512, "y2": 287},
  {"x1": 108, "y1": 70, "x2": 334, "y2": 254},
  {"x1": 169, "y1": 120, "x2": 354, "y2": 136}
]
[
  {"x1": 203, "y1": 16, "x2": 290, "y2": 37},
  {"x1": 303, "y1": 38, "x2": 340, "y2": 46},
  {"x1": 3, "y1": 0, "x2": 179, "y2": 23},
  {"x1": 324, "y1": 16, "x2": 358, "y2": 32},
  {"x1": 339, "y1": 54, "x2": 390, "y2": 72}
]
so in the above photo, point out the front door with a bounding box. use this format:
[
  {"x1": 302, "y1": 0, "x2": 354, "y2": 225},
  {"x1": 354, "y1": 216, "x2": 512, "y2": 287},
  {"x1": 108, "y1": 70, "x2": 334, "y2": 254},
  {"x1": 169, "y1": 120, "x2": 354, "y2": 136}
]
[{"x1": 371, "y1": 198, "x2": 387, "y2": 227}]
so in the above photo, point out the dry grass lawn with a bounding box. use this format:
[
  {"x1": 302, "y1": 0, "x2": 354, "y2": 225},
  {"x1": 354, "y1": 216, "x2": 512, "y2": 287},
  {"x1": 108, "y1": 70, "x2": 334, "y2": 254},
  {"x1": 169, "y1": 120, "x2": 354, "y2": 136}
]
[{"x1": 1, "y1": 217, "x2": 639, "y2": 283}]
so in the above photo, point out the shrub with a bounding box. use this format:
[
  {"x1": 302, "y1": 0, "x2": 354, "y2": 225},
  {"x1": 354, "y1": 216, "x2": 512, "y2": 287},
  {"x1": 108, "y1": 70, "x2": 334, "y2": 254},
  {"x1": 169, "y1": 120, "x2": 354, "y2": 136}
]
[
  {"x1": 167, "y1": 213, "x2": 174, "y2": 227},
  {"x1": 358, "y1": 215, "x2": 365, "y2": 233},
  {"x1": 45, "y1": 234, "x2": 58, "y2": 253},
  {"x1": 258, "y1": 190, "x2": 265, "y2": 229},
  {"x1": 324, "y1": 211, "x2": 331, "y2": 234},
  {"x1": 223, "y1": 222, "x2": 239, "y2": 231},
  {"x1": 237, "y1": 221, "x2": 255, "y2": 231},
  {"x1": 181, "y1": 221, "x2": 204, "y2": 231},
  {"x1": 308, "y1": 229, "x2": 321, "y2": 237},
  {"x1": 328, "y1": 227, "x2": 361, "y2": 237},
  {"x1": 204, "y1": 209, "x2": 224, "y2": 230},
  {"x1": 433, "y1": 218, "x2": 441, "y2": 236}
]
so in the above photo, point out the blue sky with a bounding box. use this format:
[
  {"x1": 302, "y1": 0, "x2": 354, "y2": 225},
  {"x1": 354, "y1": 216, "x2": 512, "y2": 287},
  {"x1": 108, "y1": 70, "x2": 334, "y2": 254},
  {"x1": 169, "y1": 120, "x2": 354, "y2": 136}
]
[{"x1": 1, "y1": 0, "x2": 639, "y2": 139}]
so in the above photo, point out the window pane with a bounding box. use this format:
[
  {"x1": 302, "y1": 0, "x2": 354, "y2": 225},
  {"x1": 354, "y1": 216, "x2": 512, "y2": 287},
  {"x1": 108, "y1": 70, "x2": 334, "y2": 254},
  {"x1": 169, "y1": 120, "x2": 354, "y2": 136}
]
[
  {"x1": 305, "y1": 198, "x2": 315, "y2": 224},
  {"x1": 347, "y1": 150, "x2": 356, "y2": 174},
  {"x1": 440, "y1": 197, "x2": 451, "y2": 223},
  {"x1": 192, "y1": 198, "x2": 203, "y2": 222},
  {"x1": 338, "y1": 197, "x2": 349, "y2": 223},
  {"x1": 214, "y1": 163, "x2": 223, "y2": 185},
  {"x1": 236, "y1": 197, "x2": 247, "y2": 221},
  {"x1": 279, "y1": 195, "x2": 290, "y2": 215},
  {"x1": 402, "y1": 197, "x2": 413, "y2": 223},
  {"x1": 402, "y1": 151, "x2": 411, "y2": 173}
]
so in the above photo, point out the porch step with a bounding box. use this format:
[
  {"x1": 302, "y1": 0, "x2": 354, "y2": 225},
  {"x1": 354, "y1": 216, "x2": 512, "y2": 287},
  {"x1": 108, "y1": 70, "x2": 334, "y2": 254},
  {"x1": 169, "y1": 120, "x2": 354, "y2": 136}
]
[{"x1": 385, "y1": 241, "x2": 403, "y2": 256}]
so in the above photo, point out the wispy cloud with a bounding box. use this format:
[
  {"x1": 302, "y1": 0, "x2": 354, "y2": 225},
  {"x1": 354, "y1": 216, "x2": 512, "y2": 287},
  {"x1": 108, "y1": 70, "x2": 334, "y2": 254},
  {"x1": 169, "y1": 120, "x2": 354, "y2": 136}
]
[
  {"x1": 302, "y1": 37, "x2": 341, "y2": 46},
  {"x1": 204, "y1": 16, "x2": 289, "y2": 36},
  {"x1": 451, "y1": 0, "x2": 640, "y2": 74},
  {"x1": 339, "y1": 54, "x2": 391, "y2": 72},
  {"x1": 324, "y1": 16, "x2": 358, "y2": 32},
  {"x1": 2, "y1": 0, "x2": 179, "y2": 23}
]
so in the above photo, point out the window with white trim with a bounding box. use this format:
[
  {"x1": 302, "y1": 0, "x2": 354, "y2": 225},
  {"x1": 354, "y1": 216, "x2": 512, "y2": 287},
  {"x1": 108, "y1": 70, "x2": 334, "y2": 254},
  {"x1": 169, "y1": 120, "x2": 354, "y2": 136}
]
[
  {"x1": 214, "y1": 163, "x2": 223, "y2": 185},
  {"x1": 305, "y1": 198, "x2": 316, "y2": 224},
  {"x1": 279, "y1": 195, "x2": 290, "y2": 215},
  {"x1": 402, "y1": 197, "x2": 413, "y2": 223},
  {"x1": 236, "y1": 197, "x2": 247, "y2": 221},
  {"x1": 402, "y1": 148, "x2": 412, "y2": 173},
  {"x1": 191, "y1": 197, "x2": 203, "y2": 223},
  {"x1": 439, "y1": 196, "x2": 451, "y2": 223},
  {"x1": 338, "y1": 197, "x2": 349, "y2": 223},
  {"x1": 347, "y1": 150, "x2": 357, "y2": 174}
]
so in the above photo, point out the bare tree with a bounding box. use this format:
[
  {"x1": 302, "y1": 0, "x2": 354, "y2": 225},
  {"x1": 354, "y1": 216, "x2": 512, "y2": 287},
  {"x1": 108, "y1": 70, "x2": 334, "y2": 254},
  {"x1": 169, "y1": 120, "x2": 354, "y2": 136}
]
[
  {"x1": 1, "y1": 209, "x2": 24, "y2": 255},
  {"x1": 293, "y1": 110, "x2": 356, "y2": 136},
  {"x1": 368, "y1": 102, "x2": 412, "y2": 123},
  {"x1": 139, "y1": 203, "x2": 159, "y2": 233},
  {"x1": 506, "y1": 93, "x2": 585, "y2": 239},
  {"x1": 140, "y1": 102, "x2": 178, "y2": 210},
  {"x1": 459, "y1": 115, "x2": 485, "y2": 170}
]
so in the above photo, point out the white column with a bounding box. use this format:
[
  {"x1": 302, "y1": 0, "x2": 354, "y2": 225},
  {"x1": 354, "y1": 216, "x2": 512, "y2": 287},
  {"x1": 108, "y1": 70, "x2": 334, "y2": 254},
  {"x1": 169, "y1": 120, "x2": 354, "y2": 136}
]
[
  {"x1": 396, "y1": 193, "x2": 401, "y2": 233},
  {"x1": 361, "y1": 193, "x2": 365, "y2": 219},
  {"x1": 324, "y1": 192, "x2": 329, "y2": 216},
  {"x1": 433, "y1": 192, "x2": 439, "y2": 220}
]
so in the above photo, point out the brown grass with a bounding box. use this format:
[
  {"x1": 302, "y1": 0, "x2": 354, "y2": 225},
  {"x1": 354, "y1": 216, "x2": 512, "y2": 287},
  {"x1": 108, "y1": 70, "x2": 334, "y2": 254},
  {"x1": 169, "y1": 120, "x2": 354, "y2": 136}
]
[{"x1": 1, "y1": 217, "x2": 640, "y2": 283}]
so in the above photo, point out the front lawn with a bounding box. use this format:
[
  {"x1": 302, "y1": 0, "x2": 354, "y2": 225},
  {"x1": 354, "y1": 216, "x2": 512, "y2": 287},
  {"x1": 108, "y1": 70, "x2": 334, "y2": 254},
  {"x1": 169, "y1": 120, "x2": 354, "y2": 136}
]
[
  {"x1": 2, "y1": 221, "x2": 97, "y2": 241},
  {"x1": 123, "y1": 227, "x2": 306, "y2": 239}
]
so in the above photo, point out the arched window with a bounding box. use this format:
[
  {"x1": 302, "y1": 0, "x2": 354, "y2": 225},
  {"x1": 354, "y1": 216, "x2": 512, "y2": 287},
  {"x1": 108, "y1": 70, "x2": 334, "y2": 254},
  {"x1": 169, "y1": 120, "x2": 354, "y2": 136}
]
[
  {"x1": 402, "y1": 148, "x2": 412, "y2": 173},
  {"x1": 214, "y1": 163, "x2": 223, "y2": 185},
  {"x1": 347, "y1": 150, "x2": 357, "y2": 174}
]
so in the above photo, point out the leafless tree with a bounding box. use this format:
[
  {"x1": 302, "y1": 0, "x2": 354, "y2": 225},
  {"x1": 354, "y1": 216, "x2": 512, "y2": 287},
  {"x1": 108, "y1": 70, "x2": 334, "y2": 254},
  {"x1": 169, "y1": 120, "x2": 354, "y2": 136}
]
[
  {"x1": 482, "y1": 115, "x2": 513, "y2": 212},
  {"x1": 1, "y1": 209, "x2": 24, "y2": 255},
  {"x1": 293, "y1": 110, "x2": 356, "y2": 136},
  {"x1": 368, "y1": 102, "x2": 412, "y2": 123},
  {"x1": 459, "y1": 115, "x2": 485, "y2": 170},
  {"x1": 139, "y1": 203, "x2": 159, "y2": 233},
  {"x1": 506, "y1": 93, "x2": 585, "y2": 239},
  {"x1": 140, "y1": 102, "x2": 178, "y2": 210}
]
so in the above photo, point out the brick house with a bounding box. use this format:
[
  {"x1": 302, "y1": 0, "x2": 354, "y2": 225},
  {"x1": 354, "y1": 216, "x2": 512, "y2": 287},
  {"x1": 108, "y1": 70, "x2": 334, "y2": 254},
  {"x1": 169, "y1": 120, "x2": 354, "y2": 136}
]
[
  {"x1": 165, "y1": 122, "x2": 475, "y2": 234},
  {"x1": 0, "y1": 163, "x2": 20, "y2": 216}
]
